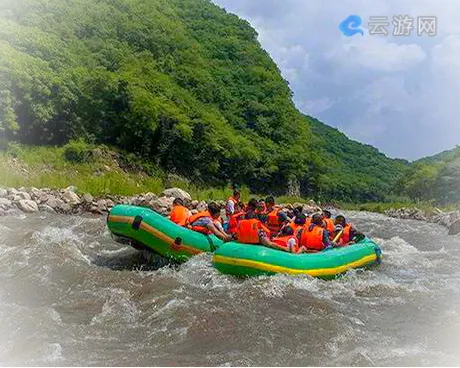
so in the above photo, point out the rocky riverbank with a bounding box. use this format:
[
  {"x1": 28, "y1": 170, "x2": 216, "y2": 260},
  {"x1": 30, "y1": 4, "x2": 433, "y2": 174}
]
[
  {"x1": 1, "y1": 186, "x2": 458, "y2": 235},
  {"x1": 384, "y1": 207, "x2": 460, "y2": 235},
  {"x1": 0, "y1": 186, "x2": 322, "y2": 218}
]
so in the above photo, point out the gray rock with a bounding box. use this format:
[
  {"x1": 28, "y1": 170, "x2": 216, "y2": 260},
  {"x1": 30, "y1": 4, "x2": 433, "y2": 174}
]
[
  {"x1": 38, "y1": 204, "x2": 57, "y2": 213},
  {"x1": 82, "y1": 193, "x2": 94, "y2": 204},
  {"x1": 0, "y1": 208, "x2": 5, "y2": 217},
  {"x1": 0, "y1": 198, "x2": 12, "y2": 207},
  {"x1": 161, "y1": 188, "x2": 191, "y2": 201},
  {"x1": 18, "y1": 200, "x2": 39, "y2": 213},
  {"x1": 60, "y1": 203, "x2": 71, "y2": 213},
  {"x1": 7, "y1": 188, "x2": 18, "y2": 195},
  {"x1": 16, "y1": 192, "x2": 31, "y2": 201},
  {"x1": 149, "y1": 197, "x2": 174, "y2": 213},
  {"x1": 144, "y1": 192, "x2": 158, "y2": 201},
  {"x1": 62, "y1": 190, "x2": 81, "y2": 204},
  {"x1": 96, "y1": 199, "x2": 108, "y2": 212},
  {"x1": 448, "y1": 218, "x2": 460, "y2": 236},
  {"x1": 45, "y1": 197, "x2": 65, "y2": 209},
  {"x1": 0, "y1": 188, "x2": 7, "y2": 197}
]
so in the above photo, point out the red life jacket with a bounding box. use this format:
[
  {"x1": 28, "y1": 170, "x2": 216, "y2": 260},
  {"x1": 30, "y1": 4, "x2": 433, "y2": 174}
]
[
  {"x1": 267, "y1": 208, "x2": 283, "y2": 233},
  {"x1": 236, "y1": 219, "x2": 270, "y2": 244},
  {"x1": 323, "y1": 218, "x2": 335, "y2": 238},
  {"x1": 299, "y1": 224, "x2": 326, "y2": 251},
  {"x1": 169, "y1": 205, "x2": 189, "y2": 226},
  {"x1": 338, "y1": 224, "x2": 352, "y2": 245},
  {"x1": 187, "y1": 211, "x2": 212, "y2": 235},
  {"x1": 272, "y1": 235, "x2": 299, "y2": 252},
  {"x1": 227, "y1": 211, "x2": 245, "y2": 234}
]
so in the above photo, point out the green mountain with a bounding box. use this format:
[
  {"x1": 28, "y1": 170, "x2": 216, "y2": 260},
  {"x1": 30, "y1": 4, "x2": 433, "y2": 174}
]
[
  {"x1": 0, "y1": 0, "x2": 409, "y2": 202},
  {"x1": 398, "y1": 146, "x2": 460, "y2": 204}
]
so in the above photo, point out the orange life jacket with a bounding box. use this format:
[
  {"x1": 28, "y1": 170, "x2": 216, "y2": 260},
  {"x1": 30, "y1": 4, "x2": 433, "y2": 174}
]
[
  {"x1": 267, "y1": 208, "x2": 283, "y2": 233},
  {"x1": 299, "y1": 224, "x2": 326, "y2": 251},
  {"x1": 187, "y1": 210, "x2": 212, "y2": 235},
  {"x1": 323, "y1": 218, "x2": 335, "y2": 237},
  {"x1": 272, "y1": 235, "x2": 299, "y2": 252},
  {"x1": 227, "y1": 211, "x2": 245, "y2": 235},
  {"x1": 338, "y1": 223, "x2": 352, "y2": 245},
  {"x1": 236, "y1": 218, "x2": 270, "y2": 244},
  {"x1": 169, "y1": 205, "x2": 189, "y2": 226},
  {"x1": 226, "y1": 196, "x2": 239, "y2": 217}
]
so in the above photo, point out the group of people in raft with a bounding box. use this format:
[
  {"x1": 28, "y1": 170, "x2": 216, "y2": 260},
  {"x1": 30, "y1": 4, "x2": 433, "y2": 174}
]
[{"x1": 169, "y1": 190, "x2": 365, "y2": 253}]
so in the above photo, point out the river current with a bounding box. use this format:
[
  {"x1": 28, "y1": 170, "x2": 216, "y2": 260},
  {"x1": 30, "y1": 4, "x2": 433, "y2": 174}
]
[{"x1": 0, "y1": 211, "x2": 459, "y2": 366}]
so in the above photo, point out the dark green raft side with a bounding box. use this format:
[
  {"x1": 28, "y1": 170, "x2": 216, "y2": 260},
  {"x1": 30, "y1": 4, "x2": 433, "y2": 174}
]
[
  {"x1": 107, "y1": 204, "x2": 223, "y2": 262},
  {"x1": 213, "y1": 239, "x2": 382, "y2": 279}
]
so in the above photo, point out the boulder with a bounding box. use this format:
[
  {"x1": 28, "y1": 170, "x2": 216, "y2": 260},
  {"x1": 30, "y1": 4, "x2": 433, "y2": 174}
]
[
  {"x1": 62, "y1": 190, "x2": 81, "y2": 204},
  {"x1": 7, "y1": 188, "x2": 18, "y2": 195},
  {"x1": 45, "y1": 197, "x2": 65, "y2": 210},
  {"x1": 96, "y1": 199, "x2": 108, "y2": 212},
  {"x1": 0, "y1": 188, "x2": 7, "y2": 197},
  {"x1": 16, "y1": 192, "x2": 31, "y2": 201},
  {"x1": 144, "y1": 192, "x2": 158, "y2": 202},
  {"x1": 149, "y1": 197, "x2": 174, "y2": 214},
  {"x1": 18, "y1": 200, "x2": 39, "y2": 213},
  {"x1": 448, "y1": 218, "x2": 460, "y2": 236},
  {"x1": 38, "y1": 204, "x2": 57, "y2": 214},
  {"x1": 0, "y1": 198, "x2": 12, "y2": 210},
  {"x1": 81, "y1": 193, "x2": 94, "y2": 204},
  {"x1": 161, "y1": 188, "x2": 191, "y2": 201}
]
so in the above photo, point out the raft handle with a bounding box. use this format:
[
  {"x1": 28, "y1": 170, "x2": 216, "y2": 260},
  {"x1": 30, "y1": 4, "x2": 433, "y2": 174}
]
[{"x1": 132, "y1": 215, "x2": 143, "y2": 230}]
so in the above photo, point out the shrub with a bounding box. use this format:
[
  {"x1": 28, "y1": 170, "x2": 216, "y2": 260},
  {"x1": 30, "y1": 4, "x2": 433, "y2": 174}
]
[{"x1": 63, "y1": 139, "x2": 94, "y2": 163}]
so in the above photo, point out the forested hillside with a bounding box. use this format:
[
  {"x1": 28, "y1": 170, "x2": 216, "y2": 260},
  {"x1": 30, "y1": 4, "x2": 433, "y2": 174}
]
[
  {"x1": 397, "y1": 146, "x2": 460, "y2": 204},
  {"x1": 0, "y1": 0, "x2": 409, "y2": 201}
]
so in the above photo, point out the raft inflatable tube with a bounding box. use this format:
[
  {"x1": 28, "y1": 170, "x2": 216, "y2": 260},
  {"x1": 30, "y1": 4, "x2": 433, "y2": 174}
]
[
  {"x1": 107, "y1": 205, "x2": 223, "y2": 262},
  {"x1": 213, "y1": 239, "x2": 382, "y2": 279}
]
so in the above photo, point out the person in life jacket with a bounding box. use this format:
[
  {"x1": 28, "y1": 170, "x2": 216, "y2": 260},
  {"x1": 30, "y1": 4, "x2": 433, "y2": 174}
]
[
  {"x1": 235, "y1": 205, "x2": 289, "y2": 252},
  {"x1": 333, "y1": 215, "x2": 365, "y2": 246},
  {"x1": 265, "y1": 196, "x2": 289, "y2": 235},
  {"x1": 272, "y1": 225, "x2": 300, "y2": 253},
  {"x1": 284, "y1": 213, "x2": 307, "y2": 236},
  {"x1": 227, "y1": 202, "x2": 246, "y2": 235},
  {"x1": 297, "y1": 213, "x2": 335, "y2": 252},
  {"x1": 188, "y1": 202, "x2": 232, "y2": 241},
  {"x1": 169, "y1": 198, "x2": 191, "y2": 226},
  {"x1": 225, "y1": 190, "x2": 241, "y2": 219},
  {"x1": 322, "y1": 210, "x2": 335, "y2": 238},
  {"x1": 255, "y1": 199, "x2": 267, "y2": 216}
]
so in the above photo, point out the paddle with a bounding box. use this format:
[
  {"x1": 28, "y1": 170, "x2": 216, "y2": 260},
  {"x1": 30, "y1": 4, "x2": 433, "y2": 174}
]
[{"x1": 332, "y1": 229, "x2": 344, "y2": 244}]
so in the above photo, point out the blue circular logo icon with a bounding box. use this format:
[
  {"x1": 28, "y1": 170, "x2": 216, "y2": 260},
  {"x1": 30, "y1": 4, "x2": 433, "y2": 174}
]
[{"x1": 339, "y1": 15, "x2": 364, "y2": 37}]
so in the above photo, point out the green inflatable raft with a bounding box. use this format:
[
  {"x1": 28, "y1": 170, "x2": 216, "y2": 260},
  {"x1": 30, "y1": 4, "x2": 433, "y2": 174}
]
[
  {"x1": 213, "y1": 239, "x2": 382, "y2": 279},
  {"x1": 107, "y1": 204, "x2": 382, "y2": 279},
  {"x1": 107, "y1": 204, "x2": 223, "y2": 262}
]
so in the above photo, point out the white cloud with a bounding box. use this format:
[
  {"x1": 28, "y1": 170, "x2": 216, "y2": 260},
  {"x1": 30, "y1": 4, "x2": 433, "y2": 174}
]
[
  {"x1": 212, "y1": 0, "x2": 460, "y2": 159},
  {"x1": 302, "y1": 97, "x2": 333, "y2": 115},
  {"x1": 339, "y1": 37, "x2": 426, "y2": 72}
]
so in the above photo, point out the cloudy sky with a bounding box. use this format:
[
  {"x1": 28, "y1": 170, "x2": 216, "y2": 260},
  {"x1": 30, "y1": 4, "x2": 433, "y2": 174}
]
[{"x1": 212, "y1": 0, "x2": 460, "y2": 160}]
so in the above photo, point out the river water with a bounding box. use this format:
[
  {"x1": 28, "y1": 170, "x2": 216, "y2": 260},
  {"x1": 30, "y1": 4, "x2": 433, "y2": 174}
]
[{"x1": 0, "y1": 211, "x2": 459, "y2": 366}]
